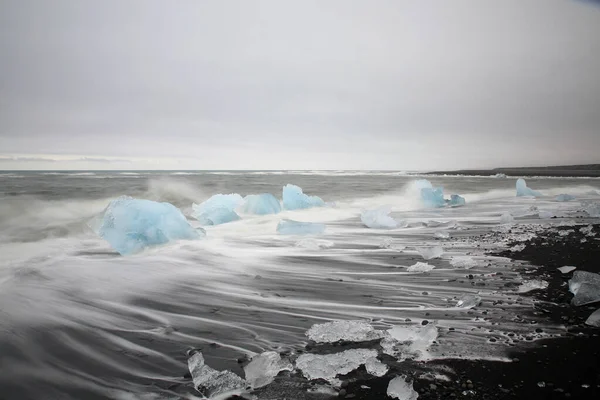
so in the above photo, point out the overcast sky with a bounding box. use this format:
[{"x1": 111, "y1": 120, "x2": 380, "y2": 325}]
[{"x1": 1, "y1": 0, "x2": 599, "y2": 170}]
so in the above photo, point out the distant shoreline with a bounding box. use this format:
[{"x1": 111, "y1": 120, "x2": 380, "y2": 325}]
[{"x1": 426, "y1": 164, "x2": 600, "y2": 177}]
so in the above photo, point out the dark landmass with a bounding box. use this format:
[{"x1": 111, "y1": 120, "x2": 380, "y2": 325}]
[{"x1": 426, "y1": 164, "x2": 600, "y2": 177}]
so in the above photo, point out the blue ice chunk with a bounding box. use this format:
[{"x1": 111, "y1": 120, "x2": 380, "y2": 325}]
[
  {"x1": 555, "y1": 194, "x2": 576, "y2": 202},
  {"x1": 242, "y1": 194, "x2": 282, "y2": 215},
  {"x1": 421, "y1": 187, "x2": 446, "y2": 208},
  {"x1": 92, "y1": 196, "x2": 204, "y2": 255},
  {"x1": 516, "y1": 178, "x2": 542, "y2": 197},
  {"x1": 447, "y1": 194, "x2": 466, "y2": 207},
  {"x1": 276, "y1": 219, "x2": 326, "y2": 235},
  {"x1": 192, "y1": 194, "x2": 243, "y2": 226},
  {"x1": 361, "y1": 207, "x2": 398, "y2": 229},
  {"x1": 282, "y1": 184, "x2": 325, "y2": 210},
  {"x1": 414, "y1": 179, "x2": 433, "y2": 190}
]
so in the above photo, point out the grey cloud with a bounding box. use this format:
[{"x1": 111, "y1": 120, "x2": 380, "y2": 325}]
[{"x1": 1, "y1": 0, "x2": 599, "y2": 169}]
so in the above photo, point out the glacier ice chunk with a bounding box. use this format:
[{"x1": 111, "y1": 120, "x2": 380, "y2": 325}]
[
  {"x1": 434, "y1": 231, "x2": 449, "y2": 239},
  {"x1": 585, "y1": 309, "x2": 600, "y2": 327},
  {"x1": 447, "y1": 194, "x2": 466, "y2": 207},
  {"x1": 191, "y1": 193, "x2": 243, "y2": 226},
  {"x1": 243, "y1": 351, "x2": 293, "y2": 389},
  {"x1": 187, "y1": 352, "x2": 246, "y2": 397},
  {"x1": 518, "y1": 280, "x2": 548, "y2": 293},
  {"x1": 365, "y1": 357, "x2": 389, "y2": 377},
  {"x1": 295, "y1": 238, "x2": 334, "y2": 250},
  {"x1": 296, "y1": 349, "x2": 377, "y2": 383},
  {"x1": 387, "y1": 376, "x2": 419, "y2": 400},
  {"x1": 455, "y1": 294, "x2": 481, "y2": 308},
  {"x1": 282, "y1": 184, "x2": 325, "y2": 210},
  {"x1": 449, "y1": 256, "x2": 477, "y2": 269},
  {"x1": 568, "y1": 272, "x2": 600, "y2": 306},
  {"x1": 584, "y1": 202, "x2": 600, "y2": 218},
  {"x1": 516, "y1": 178, "x2": 542, "y2": 197},
  {"x1": 306, "y1": 320, "x2": 387, "y2": 343},
  {"x1": 421, "y1": 187, "x2": 446, "y2": 208},
  {"x1": 569, "y1": 271, "x2": 600, "y2": 294},
  {"x1": 493, "y1": 173, "x2": 507, "y2": 178},
  {"x1": 91, "y1": 196, "x2": 203, "y2": 255},
  {"x1": 361, "y1": 206, "x2": 398, "y2": 229},
  {"x1": 241, "y1": 193, "x2": 281, "y2": 215},
  {"x1": 500, "y1": 212, "x2": 514, "y2": 224},
  {"x1": 276, "y1": 219, "x2": 325, "y2": 235},
  {"x1": 416, "y1": 246, "x2": 444, "y2": 260},
  {"x1": 557, "y1": 266, "x2": 576, "y2": 274},
  {"x1": 380, "y1": 238, "x2": 406, "y2": 251},
  {"x1": 407, "y1": 262, "x2": 435, "y2": 272},
  {"x1": 381, "y1": 324, "x2": 438, "y2": 361},
  {"x1": 555, "y1": 194, "x2": 575, "y2": 202}
]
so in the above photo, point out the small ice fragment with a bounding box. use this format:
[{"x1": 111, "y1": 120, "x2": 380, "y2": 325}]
[
  {"x1": 510, "y1": 244, "x2": 526, "y2": 252},
  {"x1": 361, "y1": 206, "x2": 398, "y2": 229},
  {"x1": 449, "y1": 256, "x2": 477, "y2": 269},
  {"x1": 243, "y1": 351, "x2": 293, "y2": 389},
  {"x1": 191, "y1": 193, "x2": 243, "y2": 226},
  {"x1": 381, "y1": 324, "x2": 438, "y2": 360},
  {"x1": 580, "y1": 225, "x2": 595, "y2": 236},
  {"x1": 241, "y1": 193, "x2": 281, "y2": 215},
  {"x1": 380, "y1": 237, "x2": 406, "y2": 251},
  {"x1": 585, "y1": 309, "x2": 600, "y2": 327},
  {"x1": 493, "y1": 173, "x2": 507, "y2": 178},
  {"x1": 296, "y1": 349, "x2": 377, "y2": 382},
  {"x1": 537, "y1": 382, "x2": 546, "y2": 388},
  {"x1": 516, "y1": 178, "x2": 542, "y2": 197},
  {"x1": 276, "y1": 219, "x2": 325, "y2": 235},
  {"x1": 555, "y1": 194, "x2": 575, "y2": 202},
  {"x1": 282, "y1": 184, "x2": 325, "y2": 210},
  {"x1": 500, "y1": 212, "x2": 514, "y2": 224},
  {"x1": 295, "y1": 238, "x2": 334, "y2": 250},
  {"x1": 569, "y1": 271, "x2": 600, "y2": 294},
  {"x1": 365, "y1": 357, "x2": 389, "y2": 377},
  {"x1": 572, "y1": 283, "x2": 600, "y2": 306},
  {"x1": 407, "y1": 262, "x2": 435, "y2": 272},
  {"x1": 557, "y1": 266, "x2": 576, "y2": 274},
  {"x1": 387, "y1": 376, "x2": 419, "y2": 400},
  {"x1": 421, "y1": 187, "x2": 446, "y2": 208},
  {"x1": 187, "y1": 352, "x2": 246, "y2": 397},
  {"x1": 91, "y1": 196, "x2": 204, "y2": 255},
  {"x1": 518, "y1": 280, "x2": 548, "y2": 293},
  {"x1": 416, "y1": 246, "x2": 444, "y2": 260},
  {"x1": 584, "y1": 202, "x2": 600, "y2": 218},
  {"x1": 539, "y1": 211, "x2": 554, "y2": 219},
  {"x1": 434, "y1": 231, "x2": 449, "y2": 239},
  {"x1": 448, "y1": 194, "x2": 466, "y2": 207},
  {"x1": 306, "y1": 320, "x2": 387, "y2": 343},
  {"x1": 559, "y1": 229, "x2": 574, "y2": 237},
  {"x1": 455, "y1": 294, "x2": 481, "y2": 308}
]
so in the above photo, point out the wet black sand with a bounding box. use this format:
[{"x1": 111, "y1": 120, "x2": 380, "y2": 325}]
[{"x1": 228, "y1": 224, "x2": 600, "y2": 400}]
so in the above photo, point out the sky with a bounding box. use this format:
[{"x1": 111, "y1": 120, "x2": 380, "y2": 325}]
[{"x1": 1, "y1": 0, "x2": 599, "y2": 171}]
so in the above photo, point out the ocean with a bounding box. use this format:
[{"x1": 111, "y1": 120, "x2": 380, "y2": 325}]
[{"x1": 0, "y1": 171, "x2": 599, "y2": 399}]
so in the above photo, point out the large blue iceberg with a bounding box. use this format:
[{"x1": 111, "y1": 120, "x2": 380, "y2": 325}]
[
  {"x1": 92, "y1": 196, "x2": 204, "y2": 255},
  {"x1": 415, "y1": 179, "x2": 466, "y2": 208},
  {"x1": 421, "y1": 187, "x2": 446, "y2": 208},
  {"x1": 282, "y1": 184, "x2": 325, "y2": 210},
  {"x1": 276, "y1": 219, "x2": 326, "y2": 235},
  {"x1": 516, "y1": 178, "x2": 542, "y2": 197},
  {"x1": 361, "y1": 207, "x2": 398, "y2": 229},
  {"x1": 242, "y1": 194, "x2": 282, "y2": 215},
  {"x1": 192, "y1": 194, "x2": 243, "y2": 226}
]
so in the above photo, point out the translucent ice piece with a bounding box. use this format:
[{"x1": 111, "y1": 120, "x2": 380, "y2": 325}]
[
  {"x1": 387, "y1": 376, "x2": 419, "y2": 400},
  {"x1": 243, "y1": 351, "x2": 293, "y2": 389},
  {"x1": 296, "y1": 349, "x2": 377, "y2": 382},
  {"x1": 187, "y1": 352, "x2": 246, "y2": 397},
  {"x1": 416, "y1": 246, "x2": 444, "y2": 260},
  {"x1": 282, "y1": 184, "x2": 325, "y2": 210},
  {"x1": 241, "y1": 193, "x2": 282, "y2": 215},
  {"x1": 306, "y1": 320, "x2": 387, "y2": 343}
]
